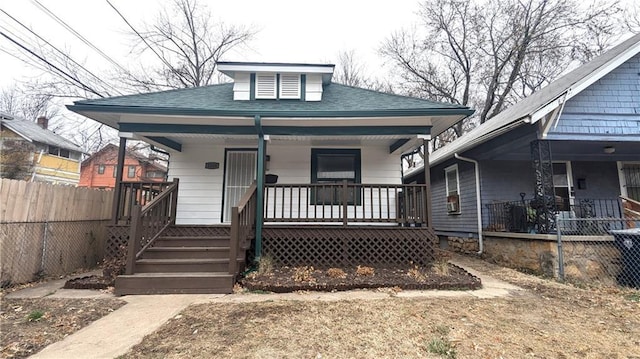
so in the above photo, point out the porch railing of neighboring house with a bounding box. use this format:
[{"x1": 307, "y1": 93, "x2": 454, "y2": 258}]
[
  {"x1": 264, "y1": 182, "x2": 428, "y2": 226},
  {"x1": 229, "y1": 182, "x2": 257, "y2": 275},
  {"x1": 125, "y1": 179, "x2": 179, "y2": 274},
  {"x1": 484, "y1": 197, "x2": 622, "y2": 234},
  {"x1": 114, "y1": 181, "x2": 175, "y2": 224},
  {"x1": 620, "y1": 196, "x2": 640, "y2": 228}
]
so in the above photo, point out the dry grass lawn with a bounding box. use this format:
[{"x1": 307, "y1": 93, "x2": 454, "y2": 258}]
[{"x1": 123, "y1": 257, "x2": 640, "y2": 359}]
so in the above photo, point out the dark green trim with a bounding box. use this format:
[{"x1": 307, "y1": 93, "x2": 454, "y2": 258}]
[
  {"x1": 119, "y1": 123, "x2": 256, "y2": 135},
  {"x1": 276, "y1": 73, "x2": 280, "y2": 99},
  {"x1": 301, "y1": 74, "x2": 306, "y2": 101},
  {"x1": 263, "y1": 126, "x2": 431, "y2": 136},
  {"x1": 119, "y1": 123, "x2": 432, "y2": 136},
  {"x1": 310, "y1": 148, "x2": 362, "y2": 205},
  {"x1": 69, "y1": 103, "x2": 474, "y2": 118},
  {"x1": 254, "y1": 115, "x2": 265, "y2": 261},
  {"x1": 145, "y1": 136, "x2": 182, "y2": 152},
  {"x1": 250, "y1": 73, "x2": 256, "y2": 101},
  {"x1": 389, "y1": 138, "x2": 411, "y2": 154}
]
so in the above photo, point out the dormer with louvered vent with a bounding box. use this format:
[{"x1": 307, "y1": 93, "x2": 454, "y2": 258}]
[{"x1": 218, "y1": 62, "x2": 334, "y2": 102}]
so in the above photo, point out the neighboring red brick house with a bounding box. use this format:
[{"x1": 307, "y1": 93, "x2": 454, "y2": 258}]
[{"x1": 79, "y1": 144, "x2": 167, "y2": 189}]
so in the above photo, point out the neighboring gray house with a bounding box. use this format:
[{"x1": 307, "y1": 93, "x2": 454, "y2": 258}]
[{"x1": 405, "y1": 33, "x2": 640, "y2": 274}]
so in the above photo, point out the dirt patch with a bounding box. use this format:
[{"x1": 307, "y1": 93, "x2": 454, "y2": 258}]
[
  {"x1": 63, "y1": 275, "x2": 114, "y2": 290},
  {"x1": 0, "y1": 297, "x2": 125, "y2": 359},
  {"x1": 122, "y1": 256, "x2": 640, "y2": 359},
  {"x1": 241, "y1": 264, "x2": 481, "y2": 292}
]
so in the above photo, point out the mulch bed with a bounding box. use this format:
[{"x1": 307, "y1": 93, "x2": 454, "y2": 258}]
[
  {"x1": 63, "y1": 276, "x2": 114, "y2": 290},
  {"x1": 241, "y1": 264, "x2": 481, "y2": 293}
]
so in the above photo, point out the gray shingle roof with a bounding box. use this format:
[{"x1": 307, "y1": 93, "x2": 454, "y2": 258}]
[
  {"x1": 71, "y1": 82, "x2": 471, "y2": 114},
  {"x1": 428, "y1": 32, "x2": 640, "y2": 167},
  {"x1": 1, "y1": 117, "x2": 84, "y2": 153}
]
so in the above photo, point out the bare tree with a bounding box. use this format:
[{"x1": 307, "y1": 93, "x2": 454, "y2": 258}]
[
  {"x1": 332, "y1": 49, "x2": 396, "y2": 93},
  {"x1": 381, "y1": 0, "x2": 622, "y2": 145},
  {"x1": 0, "y1": 84, "x2": 60, "y2": 122},
  {"x1": 119, "y1": 0, "x2": 256, "y2": 91}
]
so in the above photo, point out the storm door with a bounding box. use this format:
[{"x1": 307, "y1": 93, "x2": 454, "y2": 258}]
[
  {"x1": 552, "y1": 161, "x2": 574, "y2": 211},
  {"x1": 223, "y1": 150, "x2": 257, "y2": 222}
]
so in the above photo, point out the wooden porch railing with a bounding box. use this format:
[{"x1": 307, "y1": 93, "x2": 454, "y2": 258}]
[
  {"x1": 264, "y1": 182, "x2": 428, "y2": 226},
  {"x1": 229, "y1": 182, "x2": 257, "y2": 274},
  {"x1": 125, "y1": 179, "x2": 179, "y2": 275},
  {"x1": 621, "y1": 196, "x2": 640, "y2": 228},
  {"x1": 113, "y1": 181, "x2": 174, "y2": 224}
]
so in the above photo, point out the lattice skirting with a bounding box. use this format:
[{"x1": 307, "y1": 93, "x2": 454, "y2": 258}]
[
  {"x1": 262, "y1": 226, "x2": 438, "y2": 268},
  {"x1": 106, "y1": 225, "x2": 129, "y2": 260}
]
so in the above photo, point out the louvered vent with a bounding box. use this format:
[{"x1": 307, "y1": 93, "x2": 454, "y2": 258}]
[
  {"x1": 279, "y1": 74, "x2": 301, "y2": 99},
  {"x1": 256, "y1": 74, "x2": 276, "y2": 99}
]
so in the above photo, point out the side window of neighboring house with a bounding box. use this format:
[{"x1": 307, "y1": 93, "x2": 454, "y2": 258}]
[
  {"x1": 48, "y1": 146, "x2": 70, "y2": 158},
  {"x1": 311, "y1": 149, "x2": 361, "y2": 205},
  {"x1": 127, "y1": 165, "x2": 136, "y2": 178},
  {"x1": 445, "y1": 164, "x2": 461, "y2": 214},
  {"x1": 97, "y1": 164, "x2": 105, "y2": 174},
  {"x1": 113, "y1": 165, "x2": 117, "y2": 178}
]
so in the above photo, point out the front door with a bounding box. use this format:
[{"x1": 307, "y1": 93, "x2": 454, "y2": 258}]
[
  {"x1": 223, "y1": 150, "x2": 257, "y2": 222},
  {"x1": 553, "y1": 161, "x2": 574, "y2": 211}
]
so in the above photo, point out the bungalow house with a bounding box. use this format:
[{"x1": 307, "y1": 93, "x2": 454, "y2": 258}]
[
  {"x1": 405, "y1": 33, "x2": 640, "y2": 277},
  {"x1": 79, "y1": 143, "x2": 167, "y2": 189},
  {"x1": 67, "y1": 62, "x2": 474, "y2": 294},
  {"x1": 0, "y1": 113, "x2": 84, "y2": 185}
]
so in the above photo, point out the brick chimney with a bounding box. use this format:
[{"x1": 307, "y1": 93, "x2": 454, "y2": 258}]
[{"x1": 37, "y1": 116, "x2": 48, "y2": 129}]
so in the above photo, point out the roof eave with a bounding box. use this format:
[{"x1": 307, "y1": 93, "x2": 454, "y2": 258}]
[{"x1": 67, "y1": 104, "x2": 475, "y2": 119}]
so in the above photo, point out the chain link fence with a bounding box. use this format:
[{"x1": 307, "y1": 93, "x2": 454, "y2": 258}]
[
  {"x1": 0, "y1": 220, "x2": 109, "y2": 287},
  {"x1": 556, "y1": 217, "x2": 640, "y2": 289}
]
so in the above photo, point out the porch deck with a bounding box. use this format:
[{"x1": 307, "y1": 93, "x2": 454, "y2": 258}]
[{"x1": 106, "y1": 180, "x2": 437, "y2": 294}]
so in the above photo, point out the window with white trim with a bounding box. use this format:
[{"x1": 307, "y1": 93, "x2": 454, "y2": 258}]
[
  {"x1": 97, "y1": 164, "x2": 105, "y2": 174},
  {"x1": 445, "y1": 164, "x2": 461, "y2": 214},
  {"x1": 255, "y1": 73, "x2": 277, "y2": 99}
]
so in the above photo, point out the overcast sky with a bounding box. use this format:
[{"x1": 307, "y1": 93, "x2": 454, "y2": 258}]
[{"x1": 0, "y1": 0, "x2": 420, "y2": 93}]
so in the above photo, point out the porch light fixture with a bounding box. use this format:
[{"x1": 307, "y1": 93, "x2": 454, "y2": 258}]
[
  {"x1": 204, "y1": 161, "x2": 220, "y2": 169},
  {"x1": 603, "y1": 146, "x2": 615, "y2": 154}
]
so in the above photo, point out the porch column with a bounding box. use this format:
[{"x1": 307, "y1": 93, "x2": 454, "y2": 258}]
[
  {"x1": 423, "y1": 138, "x2": 432, "y2": 227},
  {"x1": 254, "y1": 117, "x2": 266, "y2": 261},
  {"x1": 111, "y1": 137, "x2": 127, "y2": 224},
  {"x1": 530, "y1": 139, "x2": 555, "y2": 233}
]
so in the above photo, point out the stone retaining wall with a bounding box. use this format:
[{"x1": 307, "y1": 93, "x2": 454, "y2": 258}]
[{"x1": 445, "y1": 234, "x2": 621, "y2": 284}]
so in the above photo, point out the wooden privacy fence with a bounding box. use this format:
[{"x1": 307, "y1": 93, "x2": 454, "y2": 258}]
[
  {"x1": 0, "y1": 179, "x2": 114, "y2": 286},
  {"x1": 0, "y1": 178, "x2": 113, "y2": 222}
]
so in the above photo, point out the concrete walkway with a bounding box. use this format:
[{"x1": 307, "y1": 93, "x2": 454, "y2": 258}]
[{"x1": 5, "y1": 261, "x2": 523, "y2": 359}]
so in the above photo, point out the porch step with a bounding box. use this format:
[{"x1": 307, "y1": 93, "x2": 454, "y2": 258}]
[
  {"x1": 155, "y1": 235, "x2": 231, "y2": 247},
  {"x1": 135, "y1": 258, "x2": 243, "y2": 273},
  {"x1": 143, "y1": 246, "x2": 231, "y2": 259},
  {"x1": 114, "y1": 272, "x2": 234, "y2": 295}
]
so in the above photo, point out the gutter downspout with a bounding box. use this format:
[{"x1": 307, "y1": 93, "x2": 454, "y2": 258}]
[{"x1": 454, "y1": 153, "x2": 483, "y2": 255}]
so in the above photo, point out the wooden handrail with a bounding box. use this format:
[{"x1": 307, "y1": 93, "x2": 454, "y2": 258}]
[
  {"x1": 124, "y1": 179, "x2": 179, "y2": 275},
  {"x1": 237, "y1": 182, "x2": 257, "y2": 212},
  {"x1": 229, "y1": 183, "x2": 258, "y2": 275},
  {"x1": 263, "y1": 183, "x2": 428, "y2": 226}
]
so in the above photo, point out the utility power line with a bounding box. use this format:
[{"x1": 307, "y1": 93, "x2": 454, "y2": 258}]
[
  {"x1": 0, "y1": 29, "x2": 104, "y2": 98},
  {"x1": 105, "y1": 0, "x2": 182, "y2": 79},
  {"x1": 0, "y1": 9, "x2": 124, "y2": 96},
  {"x1": 30, "y1": 0, "x2": 131, "y2": 76}
]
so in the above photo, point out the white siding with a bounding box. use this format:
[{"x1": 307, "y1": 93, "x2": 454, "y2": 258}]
[
  {"x1": 169, "y1": 141, "x2": 402, "y2": 224},
  {"x1": 305, "y1": 74, "x2": 323, "y2": 101},
  {"x1": 232, "y1": 73, "x2": 250, "y2": 100}
]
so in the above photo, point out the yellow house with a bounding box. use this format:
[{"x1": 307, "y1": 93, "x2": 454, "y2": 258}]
[{"x1": 0, "y1": 113, "x2": 83, "y2": 185}]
